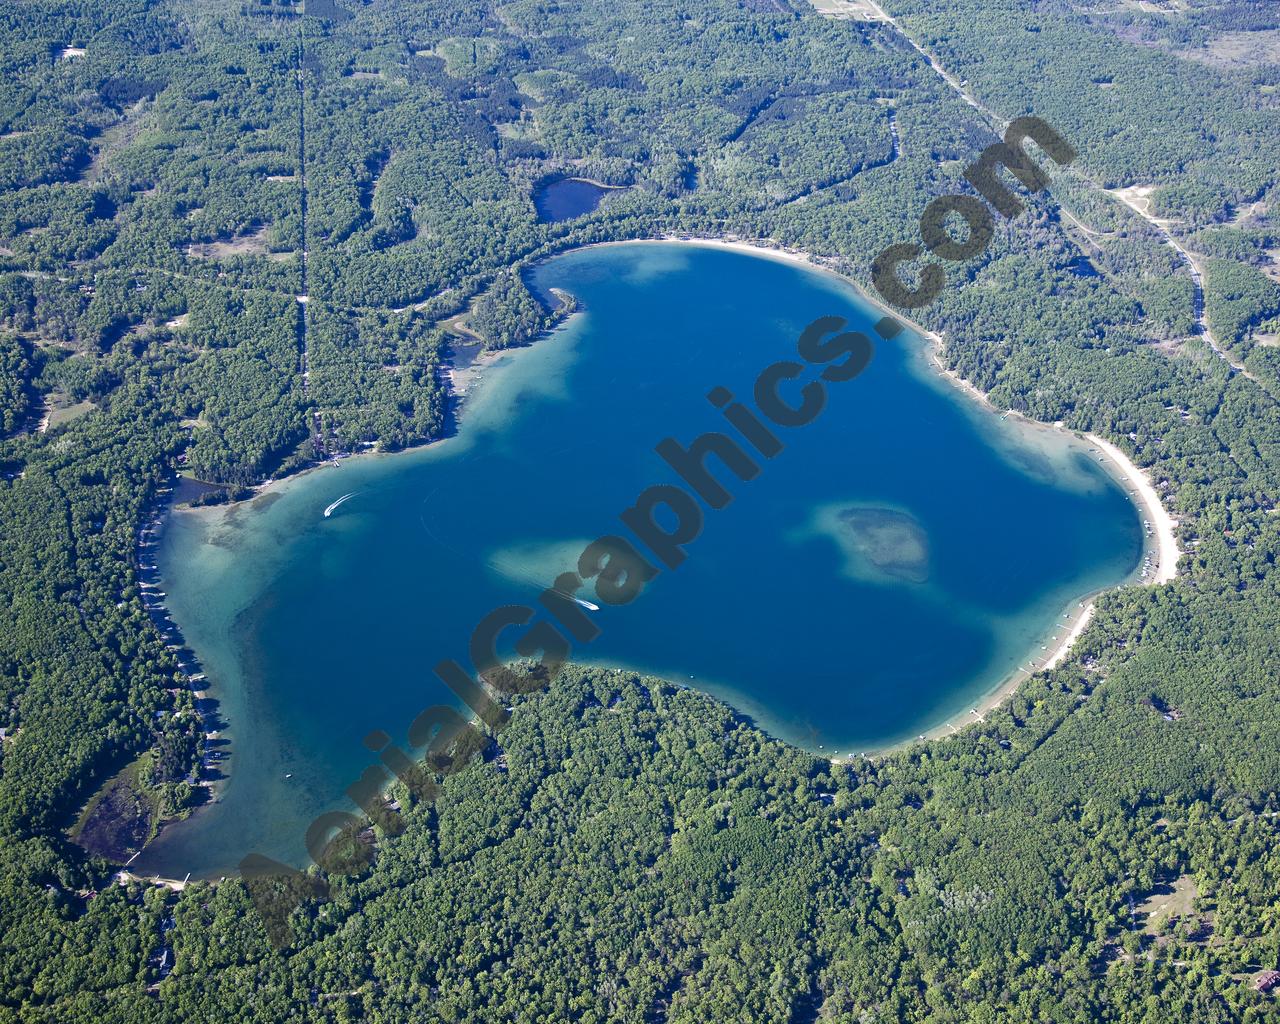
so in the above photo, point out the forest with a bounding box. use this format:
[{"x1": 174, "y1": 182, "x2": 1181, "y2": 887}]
[{"x1": 0, "y1": 0, "x2": 1279, "y2": 1019}]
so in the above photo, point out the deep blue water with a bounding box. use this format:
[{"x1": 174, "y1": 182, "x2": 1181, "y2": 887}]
[
  {"x1": 534, "y1": 178, "x2": 622, "y2": 222},
  {"x1": 138, "y1": 243, "x2": 1143, "y2": 875}
]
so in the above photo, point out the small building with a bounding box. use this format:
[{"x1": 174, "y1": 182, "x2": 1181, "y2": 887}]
[{"x1": 1255, "y1": 970, "x2": 1280, "y2": 993}]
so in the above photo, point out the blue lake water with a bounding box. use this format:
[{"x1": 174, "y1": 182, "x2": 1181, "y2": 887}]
[
  {"x1": 138, "y1": 242, "x2": 1143, "y2": 876},
  {"x1": 533, "y1": 177, "x2": 623, "y2": 222}
]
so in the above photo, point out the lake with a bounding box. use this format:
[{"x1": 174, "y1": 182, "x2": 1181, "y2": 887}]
[
  {"x1": 137, "y1": 242, "x2": 1143, "y2": 876},
  {"x1": 533, "y1": 177, "x2": 625, "y2": 222}
]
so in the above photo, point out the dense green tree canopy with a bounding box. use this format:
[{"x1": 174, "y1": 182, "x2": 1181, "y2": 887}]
[{"x1": 1, "y1": 0, "x2": 1279, "y2": 1020}]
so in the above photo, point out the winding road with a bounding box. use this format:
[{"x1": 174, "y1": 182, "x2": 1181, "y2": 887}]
[
  {"x1": 294, "y1": 35, "x2": 312, "y2": 397},
  {"x1": 1104, "y1": 186, "x2": 1253, "y2": 379},
  {"x1": 850, "y1": 0, "x2": 1259, "y2": 389}
]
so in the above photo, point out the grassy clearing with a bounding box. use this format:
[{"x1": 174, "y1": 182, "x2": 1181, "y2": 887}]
[
  {"x1": 1136, "y1": 874, "x2": 1199, "y2": 935},
  {"x1": 46, "y1": 398, "x2": 95, "y2": 429}
]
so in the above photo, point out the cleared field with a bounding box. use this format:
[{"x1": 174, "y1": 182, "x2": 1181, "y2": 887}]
[
  {"x1": 807, "y1": 0, "x2": 889, "y2": 21},
  {"x1": 1091, "y1": 0, "x2": 1187, "y2": 14},
  {"x1": 187, "y1": 225, "x2": 286, "y2": 260},
  {"x1": 46, "y1": 399, "x2": 96, "y2": 430},
  {"x1": 1135, "y1": 875, "x2": 1199, "y2": 935},
  {"x1": 1181, "y1": 29, "x2": 1280, "y2": 68}
]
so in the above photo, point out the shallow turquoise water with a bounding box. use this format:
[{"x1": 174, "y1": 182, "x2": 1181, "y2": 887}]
[{"x1": 138, "y1": 243, "x2": 1142, "y2": 875}]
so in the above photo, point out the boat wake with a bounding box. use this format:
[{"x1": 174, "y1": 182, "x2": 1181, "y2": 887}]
[
  {"x1": 486, "y1": 553, "x2": 601, "y2": 612},
  {"x1": 323, "y1": 492, "x2": 359, "y2": 518}
]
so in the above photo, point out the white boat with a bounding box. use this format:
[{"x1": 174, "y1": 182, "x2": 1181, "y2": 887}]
[{"x1": 323, "y1": 492, "x2": 358, "y2": 518}]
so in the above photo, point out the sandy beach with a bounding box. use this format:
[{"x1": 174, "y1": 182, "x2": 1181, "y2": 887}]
[
  {"x1": 622, "y1": 237, "x2": 992, "y2": 409},
  {"x1": 1086, "y1": 433, "x2": 1179, "y2": 585},
  {"x1": 444, "y1": 344, "x2": 505, "y2": 398},
  {"x1": 117, "y1": 869, "x2": 194, "y2": 891},
  {"x1": 1044, "y1": 603, "x2": 1097, "y2": 670}
]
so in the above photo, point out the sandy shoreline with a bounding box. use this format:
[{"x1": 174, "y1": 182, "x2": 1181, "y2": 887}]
[
  {"x1": 443, "y1": 344, "x2": 505, "y2": 399},
  {"x1": 562, "y1": 176, "x2": 629, "y2": 191},
  {"x1": 171, "y1": 239, "x2": 824, "y2": 512},
  {"x1": 1085, "y1": 433, "x2": 1179, "y2": 585},
  {"x1": 591, "y1": 234, "x2": 837, "y2": 275},
  {"x1": 1045, "y1": 603, "x2": 1097, "y2": 670},
  {"x1": 863, "y1": 595, "x2": 1100, "y2": 756}
]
